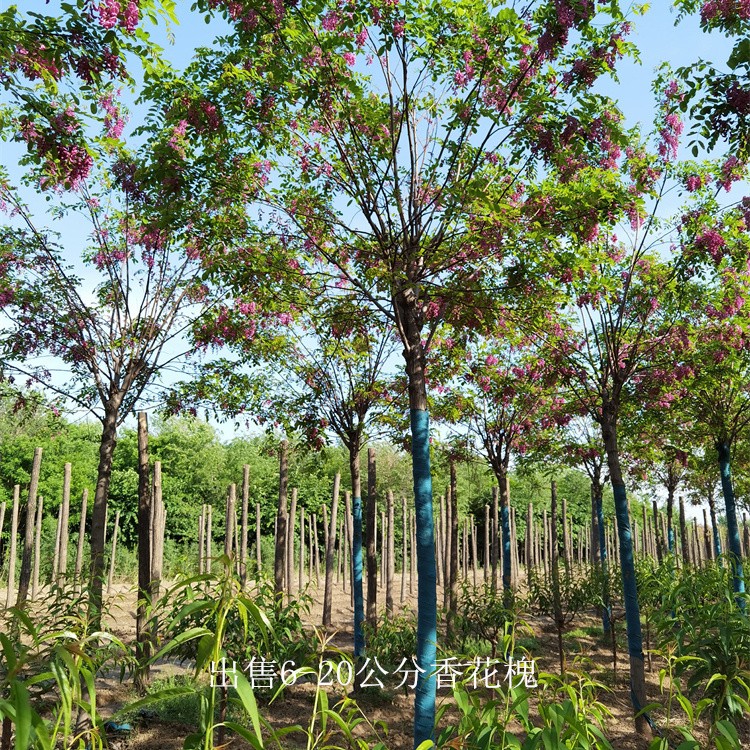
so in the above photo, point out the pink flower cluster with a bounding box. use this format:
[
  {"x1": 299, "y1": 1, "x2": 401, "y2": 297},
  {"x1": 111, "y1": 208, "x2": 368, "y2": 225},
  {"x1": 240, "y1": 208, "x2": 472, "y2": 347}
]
[
  {"x1": 686, "y1": 174, "x2": 703, "y2": 192},
  {"x1": 695, "y1": 229, "x2": 727, "y2": 262},
  {"x1": 658, "y1": 112, "x2": 683, "y2": 162},
  {"x1": 322, "y1": 11, "x2": 340, "y2": 31},
  {"x1": 168, "y1": 120, "x2": 188, "y2": 157},
  {"x1": 97, "y1": 0, "x2": 139, "y2": 33},
  {"x1": 93, "y1": 247, "x2": 127, "y2": 269},
  {"x1": 727, "y1": 82, "x2": 750, "y2": 114},
  {"x1": 10, "y1": 45, "x2": 62, "y2": 82},
  {"x1": 99, "y1": 92, "x2": 127, "y2": 138},
  {"x1": 700, "y1": 0, "x2": 750, "y2": 24},
  {"x1": 19, "y1": 109, "x2": 93, "y2": 189},
  {"x1": 718, "y1": 155, "x2": 744, "y2": 191},
  {"x1": 453, "y1": 50, "x2": 475, "y2": 89}
]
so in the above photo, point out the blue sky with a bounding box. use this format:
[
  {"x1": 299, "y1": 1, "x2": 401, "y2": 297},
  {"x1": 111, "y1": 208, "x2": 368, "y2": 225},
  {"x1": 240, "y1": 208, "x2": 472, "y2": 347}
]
[{"x1": 2, "y1": 1, "x2": 741, "y2": 453}]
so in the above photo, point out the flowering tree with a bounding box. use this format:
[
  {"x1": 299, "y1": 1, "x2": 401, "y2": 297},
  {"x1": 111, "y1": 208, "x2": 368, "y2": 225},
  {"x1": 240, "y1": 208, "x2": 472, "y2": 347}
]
[
  {"x1": 170, "y1": 293, "x2": 397, "y2": 659},
  {"x1": 539, "y1": 79, "x2": 749, "y2": 731},
  {"x1": 674, "y1": 0, "x2": 750, "y2": 158},
  {"x1": 0, "y1": 1, "x2": 174, "y2": 189},
  {"x1": 552, "y1": 417, "x2": 611, "y2": 630},
  {"x1": 435, "y1": 335, "x2": 566, "y2": 596},
  {"x1": 153, "y1": 0, "x2": 639, "y2": 742},
  {"x1": 671, "y1": 277, "x2": 750, "y2": 604},
  {"x1": 620, "y1": 399, "x2": 693, "y2": 559},
  {"x1": 0, "y1": 144, "x2": 221, "y2": 617}
]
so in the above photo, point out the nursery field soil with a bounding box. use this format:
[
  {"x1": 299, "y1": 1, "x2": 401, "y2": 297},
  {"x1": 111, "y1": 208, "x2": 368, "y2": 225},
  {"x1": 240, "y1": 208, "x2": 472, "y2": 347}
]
[{"x1": 10, "y1": 574, "x2": 746, "y2": 750}]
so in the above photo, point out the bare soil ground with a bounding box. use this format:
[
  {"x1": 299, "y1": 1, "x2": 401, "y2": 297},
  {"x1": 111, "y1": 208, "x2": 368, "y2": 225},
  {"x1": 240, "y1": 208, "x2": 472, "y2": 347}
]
[{"x1": 13, "y1": 573, "x2": 750, "y2": 749}]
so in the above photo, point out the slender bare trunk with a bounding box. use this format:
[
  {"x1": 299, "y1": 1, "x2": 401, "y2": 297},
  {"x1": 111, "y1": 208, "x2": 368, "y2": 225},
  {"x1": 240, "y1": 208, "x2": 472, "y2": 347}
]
[
  {"x1": 287, "y1": 488, "x2": 297, "y2": 600},
  {"x1": 447, "y1": 461, "x2": 458, "y2": 637},
  {"x1": 366, "y1": 447, "x2": 378, "y2": 628},
  {"x1": 89, "y1": 400, "x2": 122, "y2": 624},
  {"x1": 32, "y1": 496, "x2": 43, "y2": 600},
  {"x1": 107, "y1": 510, "x2": 120, "y2": 594},
  {"x1": 323, "y1": 474, "x2": 340, "y2": 626},
  {"x1": 274, "y1": 441, "x2": 288, "y2": 598},
  {"x1": 5, "y1": 486, "x2": 19, "y2": 608},
  {"x1": 136, "y1": 412, "x2": 152, "y2": 686},
  {"x1": 240, "y1": 465, "x2": 249, "y2": 587},
  {"x1": 386, "y1": 489, "x2": 395, "y2": 616},
  {"x1": 74, "y1": 489, "x2": 87, "y2": 588},
  {"x1": 16, "y1": 448, "x2": 42, "y2": 610},
  {"x1": 58, "y1": 463, "x2": 71, "y2": 585}
]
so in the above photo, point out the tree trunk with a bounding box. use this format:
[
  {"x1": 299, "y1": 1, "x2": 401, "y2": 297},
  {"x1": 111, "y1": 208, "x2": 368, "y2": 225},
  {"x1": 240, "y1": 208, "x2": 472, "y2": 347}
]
[
  {"x1": 435, "y1": 497, "x2": 443, "y2": 588},
  {"x1": 561, "y1": 496, "x2": 570, "y2": 572},
  {"x1": 255, "y1": 502, "x2": 261, "y2": 576},
  {"x1": 550, "y1": 481, "x2": 564, "y2": 674},
  {"x1": 16, "y1": 447, "x2": 42, "y2": 610},
  {"x1": 500, "y1": 474, "x2": 511, "y2": 592},
  {"x1": 679, "y1": 495, "x2": 689, "y2": 568},
  {"x1": 150, "y1": 462, "x2": 165, "y2": 601},
  {"x1": 652, "y1": 501, "x2": 663, "y2": 565},
  {"x1": 274, "y1": 441, "x2": 288, "y2": 598},
  {"x1": 345, "y1": 490, "x2": 353, "y2": 604},
  {"x1": 240, "y1": 465, "x2": 250, "y2": 588},
  {"x1": 380, "y1": 509, "x2": 386, "y2": 589},
  {"x1": 591, "y1": 483, "x2": 600, "y2": 566},
  {"x1": 526, "y1": 503, "x2": 534, "y2": 590},
  {"x1": 708, "y1": 490, "x2": 722, "y2": 561},
  {"x1": 366, "y1": 447, "x2": 378, "y2": 629},
  {"x1": 299, "y1": 506, "x2": 305, "y2": 592},
  {"x1": 717, "y1": 441, "x2": 745, "y2": 606},
  {"x1": 471, "y1": 520, "x2": 478, "y2": 587},
  {"x1": 441, "y1": 493, "x2": 449, "y2": 600},
  {"x1": 225, "y1": 484, "x2": 236, "y2": 559},
  {"x1": 386, "y1": 489, "x2": 395, "y2": 616},
  {"x1": 32, "y1": 495, "x2": 43, "y2": 601},
  {"x1": 702, "y1": 508, "x2": 713, "y2": 562},
  {"x1": 410, "y1": 508, "x2": 416, "y2": 595},
  {"x1": 288, "y1": 488, "x2": 297, "y2": 600},
  {"x1": 401, "y1": 496, "x2": 407, "y2": 603},
  {"x1": 323, "y1": 474, "x2": 340, "y2": 627},
  {"x1": 136, "y1": 412, "x2": 152, "y2": 686},
  {"x1": 313, "y1": 513, "x2": 321, "y2": 583},
  {"x1": 206, "y1": 505, "x2": 212, "y2": 573},
  {"x1": 397, "y1": 314, "x2": 437, "y2": 750},
  {"x1": 692, "y1": 518, "x2": 702, "y2": 567},
  {"x1": 198, "y1": 507, "x2": 205, "y2": 574},
  {"x1": 6, "y1": 486, "x2": 19, "y2": 608},
  {"x1": 483, "y1": 505, "x2": 491, "y2": 583},
  {"x1": 491, "y1": 486, "x2": 499, "y2": 592},
  {"x1": 58, "y1": 462, "x2": 71, "y2": 585},
  {"x1": 348, "y1": 455, "x2": 366, "y2": 634},
  {"x1": 74, "y1": 489, "x2": 87, "y2": 588},
  {"x1": 447, "y1": 461, "x2": 458, "y2": 637},
  {"x1": 89, "y1": 401, "x2": 121, "y2": 624},
  {"x1": 336, "y1": 519, "x2": 343, "y2": 584},
  {"x1": 107, "y1": 510, "x2": 120, "y2": 594},
  {"x1": 52, "y1": 505, "x2": 62, "y2": 588},
  {"x1": 600, "y1": 411, "x2": 650, "y2": 737},
  {"x1": 666, "y1": 486, "x2": 675, "y2": 554}
]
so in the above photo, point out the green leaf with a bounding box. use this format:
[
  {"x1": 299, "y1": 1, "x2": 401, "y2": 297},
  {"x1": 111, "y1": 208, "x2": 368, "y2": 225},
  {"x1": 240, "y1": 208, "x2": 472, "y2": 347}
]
[
  {"x1": 728, "y1": 39, "x2": 750, "y2": 70},
  {"x1": 232, "y1": 671, "x2": 263, "y2": 743}
]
